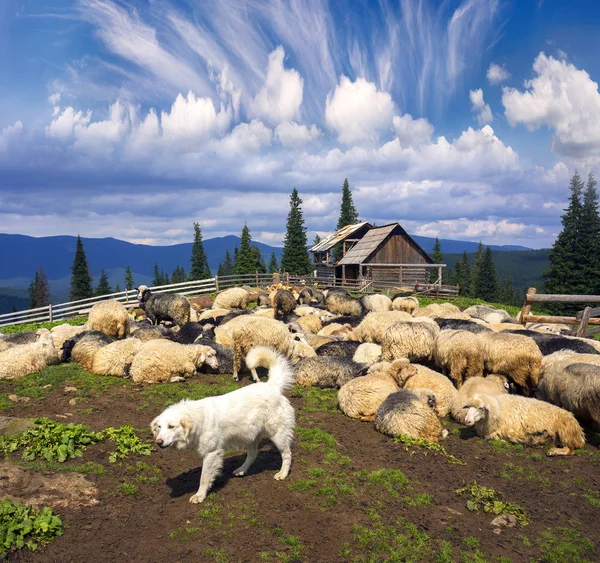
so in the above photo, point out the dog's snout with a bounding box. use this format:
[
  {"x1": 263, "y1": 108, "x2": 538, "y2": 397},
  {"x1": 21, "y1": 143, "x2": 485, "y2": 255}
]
[{"x1": 156, "y1": 438, "x2": 163, "y2": 446}]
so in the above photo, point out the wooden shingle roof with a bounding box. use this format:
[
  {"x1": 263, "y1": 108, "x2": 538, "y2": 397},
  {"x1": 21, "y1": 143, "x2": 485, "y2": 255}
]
[
  {"x1": 309, "y1": 222, "x2": 372, "y2": 253},
  {"x1": 337, "y1": 224, "x2": 397, "y2": 265}
]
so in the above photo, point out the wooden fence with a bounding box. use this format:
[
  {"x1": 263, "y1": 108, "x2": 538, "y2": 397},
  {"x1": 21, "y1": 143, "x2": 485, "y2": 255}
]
[
  {"x1": 519, "y1": 287, "x2": 600, "y2": 336},
  {"x1": 0, "y1": 273, "x2": 275, "y2": 328}
]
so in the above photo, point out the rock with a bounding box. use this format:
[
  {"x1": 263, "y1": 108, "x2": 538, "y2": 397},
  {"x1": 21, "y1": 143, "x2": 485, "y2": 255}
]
[
  {"x1": 64, "y1": 386, "x2": 78, "y2": 393},
  {"x1": 490, "y1": 514, "x2": 517, "y2": 528},
  {"x1": 0, "y1": 416, "x2": 35, "y2": 436},
  {"x1": 7, "y1": 395, "x2": 30, "y2": 404},
  {"x1": 68, "y1": 398, "x2": 77, "y2": 406}
]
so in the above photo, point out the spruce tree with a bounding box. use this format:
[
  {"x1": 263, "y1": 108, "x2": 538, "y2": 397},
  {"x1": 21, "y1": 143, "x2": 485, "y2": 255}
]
[
  {"x1": 454, "y1": 252, "x2": 471, "y2": 296},
  {"x1": 251, "y1": 246, "x2": 267, "y2": 274},
  {"x1": 217, "y1": 262, "x2": 226, "y2": 276},
  {"x1": 473, "y1": 247, "x2": 499, "y2": 301},
  {"x1": 171, "y1": 266, "x2": 186, "y2": 284},
  {"x1": 219, "y1": 250, "x2": 233, "y2": 276},
  {"x1": 235, "y1": 225, "x2": 257, "y2": 275},
  {"x1": 28, "y1": 273, "x2": 39, "y2": 309},
  {"x1": 115, "y1": 283, "x2": 122, "y2": 293},
  {"x1": 544, "y1": 172, "x2": 586, "y2": 314},
  {"x1": 581, "y1": 172, "x2": 600, "y2": 294},
  {"x1": 313, "y1": 234, "x2": 321, "y2": 246},
  {"x1": 189, "y1": 222, "x2": 211, "y2": 280},
  {"x1": 334, "y1": 178, "x2": 360, "y2": 260},
  {"x1": 268, "y1": 252, "x2": 279, "y2": 273},
  {"x1": 95, "y1": 269, "x2": 112, "y2": 296},
  {"x1": 124, "y1": 266, "x2": 134, "y2": 292},
  {"x1": 281, "y1": 188, "x2": 312, "y2": 275},
  {"x1": 469, "y1": 242, "x2": 485, "y2": 297},
  {"x1": 429, "y1": 238, "x2": 444, "y2": 283},
  {"x1": 69, "y1": 235, "x2": 93, "y2": 301},
  {"x1": 498, "y1": 274, "x2": 515, "y2": 306},
  {"x1": 152, "y1": 264, "x2": 162, "y2": 287}
]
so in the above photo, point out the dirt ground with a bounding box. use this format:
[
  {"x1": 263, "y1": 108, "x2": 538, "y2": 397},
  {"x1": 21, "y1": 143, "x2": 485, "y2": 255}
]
[{"x1": 1, "y1": 365, "x2": 599, "y2": 563}]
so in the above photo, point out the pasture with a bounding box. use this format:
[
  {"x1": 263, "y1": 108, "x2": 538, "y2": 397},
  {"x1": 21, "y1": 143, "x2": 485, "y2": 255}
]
[{"x1": 1, "y1": 358, "x2": 599, "y2": 562}]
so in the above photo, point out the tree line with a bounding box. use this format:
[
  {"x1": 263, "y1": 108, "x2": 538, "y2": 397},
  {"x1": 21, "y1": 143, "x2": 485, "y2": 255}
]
[{"x1": 28, "y1": 170, "x2": 596, "y2": 310}]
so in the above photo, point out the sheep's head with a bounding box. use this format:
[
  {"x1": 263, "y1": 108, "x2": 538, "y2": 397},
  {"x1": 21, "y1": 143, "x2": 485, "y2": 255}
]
[
  {"x1": 194, "y1": 345, "x2": 218, "y2": 369},
  {"x1": 412, "y1": 387, "x2": 437, "y2": 411},
  {"x1": 388, "y1": 358, "x2": 417, "y2": 386},
  {"x1": 291, "y1": 340, "x2": 316, "y2": 363},
  {"x1": 463, "y1": 395, "x2": 491, "y2": 426},
  {"x1": 136, "y1": 285, "x2": 150, "y2": 302}
]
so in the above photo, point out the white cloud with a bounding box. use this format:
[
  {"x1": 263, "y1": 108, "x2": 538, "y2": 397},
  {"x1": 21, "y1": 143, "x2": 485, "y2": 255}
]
[
  {"x1": 48, "y1": 92, "x2": 61, "y2": 105},
  {"x1": 275, "y1": 121, "x2": 321, "y2": 147},
  {"x1": 0, "y1": 121, "x2": 23, "y2": 151},
  {"x1": 414, "y1": 218, "x2": 527, "y2": 239},
  {"x1": 502, "y1": 52, "x2": 600, "y2": 158},
  {"x1": 487, "y1": 62, "x2": 510, "y2": 85},
  {"x1": 160, "y1": 91, "x2": 231, "y2": 143},
  {"x1": 392, "y1": 114, "x2": 434, "y2": 147},
  {"x1": 249, "y1": 46, "x2": 304, "y2": 125},
  {"x1": 46, "y1": 107, "x2": 91, "y2": 139},
  {"x1": 214, "y1": 120, "x2": 272, "y2": 157},
  {"x1": 325, "y1": 76, "x2": 396, "y2": 144},
  {"x1": 469, "y1": 88, "x2": 493, "y2": 125}
]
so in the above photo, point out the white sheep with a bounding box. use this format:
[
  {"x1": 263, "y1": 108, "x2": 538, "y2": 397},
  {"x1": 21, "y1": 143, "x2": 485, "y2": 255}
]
[
  {"x1": 449, "y1": 375, "x2": 509, "y2": 424},
  {"x1": 361, "y1": 294, "x2": 392, "y2": 313},
  {"x1": 129, "y1": 340, "x2": 218, "y2": 383},
  {"x1": 352, "y1": 311, "x2": 412, "y2": 344},
  {"x1": 464, "y1": 393, "x2": 585, "y2": 456},
  {"x1": 90, "y1": 338, "x2": 143, "y2": 377},
  {"x1": 397, "y1": 364, "x2": 457, "y2": 417},
  {"x1": 212, "y1": 287, "x2": 249, "y2": 310},
  {"x1": 381, "y1": 320, "x2": 440, "y2": 363},
  {"x1": 87, "y1": 299, "x2": 130, "y2": 339},
  {"x1": 0, "y1": 332, "x2": 59, "y2": 380},
  {"x1": 433, "y1": 329, "x2": 484, "y2": 389},
  {"x1": 0, "y1": 328, "x2": 51, "y2": 353},
  {"x1": 352, "y1": 343, "x2": 382, "y2": 364},
  {"x1": 50, "y1": 324, "x2": 85, "y2": 354},
  {"x1": 392, "y1": 296, "x2": 419, "y2": 314}
]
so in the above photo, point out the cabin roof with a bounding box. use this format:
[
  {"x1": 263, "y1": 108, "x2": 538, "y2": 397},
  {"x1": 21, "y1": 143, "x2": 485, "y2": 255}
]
[
  {"x1": 336, "y1": 224, "x2": 397, "y2": 265},
  {"x1": 309, "y1": 221, "x2": 372, "y2": 253}
]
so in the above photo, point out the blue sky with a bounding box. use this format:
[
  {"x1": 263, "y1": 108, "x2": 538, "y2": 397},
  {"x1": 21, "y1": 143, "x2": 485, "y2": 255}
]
[{"x1": 1, "y1": 0, "x2": 600, "y2": 249}]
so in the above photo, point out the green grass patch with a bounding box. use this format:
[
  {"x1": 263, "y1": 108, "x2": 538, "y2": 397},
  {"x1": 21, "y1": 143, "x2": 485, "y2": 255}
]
[
  {"x1": 583, "y1": 489, "x2": 600, "y2": 508},
  {"x1": 138, "y1": 378, "x2": 239, "y2": 408},
  {"x1": 273, "y1": 533, "x2": 305, "y2": 562},
  {"x1": 295, "y1": 426, "x2": 337, "y2": 451},
  {"x1": 204, "y1": 547, "x2": 230, "y2": 562},
  {"x1": 360, "y1": 468, "x2": 410, "y2": 498},
  {"x1": 487, "y1": 439, "x2": 525, "y2": 455},
  {"x1": 16, "y1": 460, "x2": 107, "y2": 475},
  {"x1": 403, "y1": 492, "x2": 433, "y2": 507},
  {"x1": 456, "y1": 481, "x2": 530, "y2": 526},
  {"x1": 0, "y1": 499, "x2": 63, "y2": 557},
  {"x1": 500, "y1": 462, "x2": 551, "y2": 488},
  {"x1": 126, "y1": 461, "x2": 162, "y2": 484},
  {"x1": 393, "y1": 434, "x2": 465, "y2": 465},
  {"x1": 119, "y1": 482, "x2": 139, "y2": 496},
  {"x1": 291, "y1": 386, "x2": 339, "y2": 414},
  {"x1": 537, "y1": 527, "x2": 595, "y2": 562},
  {"x1": 197, "y1": 496, "x2": 223, "y2": 526},
  {"x1": 0, "y1": 317, "x2": 87, "y2": 334}
]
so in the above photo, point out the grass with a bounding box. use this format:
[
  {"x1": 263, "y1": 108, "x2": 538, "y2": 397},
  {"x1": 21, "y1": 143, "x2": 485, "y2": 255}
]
[
  {"x1": 291, "y1": 385, "x2": 339, "y2": 414},
  {"x1": 295, "y1": 426, "x2": 337, "y2": 451},
  {"x1": 403, "y1": 492, "x2": 434, "y2": 506},
  {"x1": 0, "y1": 317, "x2": 87, "y2": 334},
  {"x1": 500, "y1": 462, "x2": 551, "y2": 488},
  {"x1": 537, "y1": 527, "x2": 595, "y2": 562},
  {"x1": 361, "y1": 468, "x2": 410, "y2": 497},
  {"x1": 393, "y1": 434, "x2": 465, "y2": 465},
  {"x1": 15, "y1": 460, "x2": 107, "y2": 475},
  {"x1": 137, "y1": 377, "x2": 239, "y2": 408},
  {"x1": 118, "y1": 482, "x2": 139, "y2": 496},
  {"x1": 456, "y1": 481, "x2": 530, "y2": 526},
  {"x1": 583, "y1": 489, "x2": 600, "y2": 508}
]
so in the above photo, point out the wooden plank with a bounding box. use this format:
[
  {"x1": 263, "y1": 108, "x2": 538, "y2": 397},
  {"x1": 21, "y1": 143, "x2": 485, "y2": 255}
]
[
  {"x1": 576, "y1": 306, "x2": 600, "y2": 319},
  {"x1": 519, "y1": 287, "x2": 536, "y2": 325},
  {"x1": 576, "y1": 307, "x2": 593, "y2": 337},
  {"x1": 527, "y1": 294, "x2": 600, "y2": 303},
  {"x1": 522, "y1": 314, "x2": 600, "y2": 326}
]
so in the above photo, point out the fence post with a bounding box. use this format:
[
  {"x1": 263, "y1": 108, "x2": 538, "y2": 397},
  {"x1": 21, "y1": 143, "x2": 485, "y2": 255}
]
[
  {"x1": 576, "y1": 306, "x2": 593, "y2": 337},
  {"x1": 48, "y1": 304, "x2": 53, "y2": 322},
  {"x1": 285, "y1": 272, "x2": 290, "y2": 285},
  {"x1": 255, "y1": 271, "x2": 259, "y2": 287},
  {"x1": 519, "y1": 287, "x2": 536, "y2": 325},
  {"x1": 438, "y1": 266, "x2": 442, "y2": 289},
  {"x1": 214, "y1": 276, "x2": 219, "y2": 292}
]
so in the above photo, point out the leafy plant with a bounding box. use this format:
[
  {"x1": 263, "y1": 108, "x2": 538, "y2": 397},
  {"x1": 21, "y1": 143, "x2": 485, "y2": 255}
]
[
  {"x1": 0, "y1": 418, "x2": 103, "y2": 462},
  {"x1": 102, "y1": 425, "x2": 152, "y2": 463},
  {"x1": 393, "y1": 434, "x2": 465, "y2": 465},
  {"x1": 456, "y1": 481, "x2": 530, "y2": 525},
  {"x1": 0, "y1": 499, "x2": 63, "y2": 557}
]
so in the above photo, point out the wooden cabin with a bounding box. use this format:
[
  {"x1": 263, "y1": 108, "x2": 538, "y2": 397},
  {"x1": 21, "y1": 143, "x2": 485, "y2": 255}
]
[{"x1": 310, "y1": 222, "x2": 438, "y2": 285}]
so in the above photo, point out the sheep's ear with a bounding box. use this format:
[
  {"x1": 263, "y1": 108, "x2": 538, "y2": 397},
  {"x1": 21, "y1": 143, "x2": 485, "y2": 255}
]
[
  {"x1": 180, "y1": 417, "x2": 194, "y2": 436},
  {"x1": 483, "y1": 403, "x2": 492, "y2": 412}
]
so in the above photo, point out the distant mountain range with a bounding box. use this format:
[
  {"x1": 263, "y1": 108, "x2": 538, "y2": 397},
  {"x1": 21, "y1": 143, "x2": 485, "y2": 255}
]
[{"x1": 0, "y1": 232, "x2": 542, "y2": 312}]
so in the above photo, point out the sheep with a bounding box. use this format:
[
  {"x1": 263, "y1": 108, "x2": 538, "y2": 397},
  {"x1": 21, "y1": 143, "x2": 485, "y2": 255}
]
[
  {"x1": 479, "y1": 331, "x2": 542, "y2": 396},
  {"x1": 90, "y1": 338, "x2": 142, "y2": 377},
  {"x1": 434, "y1": 318, "x2": 491, "y2": 334},
  {"x1": 464, "y1": 305, "x2": 513, "y2": 323},
  {"x1": 322, "y1": 315, "x2": 364, "y2": 328},
  {"x1": 360, "y1": 294, "x2": 392, "y2": 313},
  {"x1": 450, "y1": 375, "x2": 510, "y2": 424},
  {"x1": 536, "y1": 362, "x2": 600, "y2": 427},
  {"x1": 375, "y1": 388, "x2": 447, "y2": 442},
  {"x1": 294, "y1": 305, "x2": 322, "y2": 317},
  {"x1": 353, "y1": 343, "x2": 382, "y2": 364},
  {"x1": 413, "y1": 303, "x2": 461, "y2": 318},
  {"x1": 198, "y1": 308, "x2": 230, "y2": 322},
  {"x1": 337, "y1": 358, "x2": 418, "y2": 421},
  {"x1": 0, "y1": 328, "x2": 50, "y2": 352},
  {"x1": 316, "y1": 340, "x2": 361, "y2": 358},
  {"x1": 506, "y1": 332, "x2": 600, "y2": 356},
  {"x1": 296, "y1": 315, "x2": 323, "y2": 334},
  {"x1": 297, "y1": 287, "x2": 325, "y2": 306},
  {"x1": 256, "y1": 291, "x2": 270, "y2": 307},
  {"x1": 325, "y1": 290, "x2": 366, "y2": 317},
  {"x1": 137, "y1": 285, "x2": 192, "y2": 327},
  {"x1": 292, "y1": 340, "x2": 317, "y2": 361},
  {"x1": 487, "y1": 323, "x2": 528, "y2": 333},
  {"x1": 464, "y1": 394, "x2": 585, "y2": 456},
  {"x1": 191, "y1": 336, "x2": 234, "y2": 375},
  {"x1": 172, "y1": 322, "x2": 205, "y2": 344},
  {"x1": 433, "y1": 329, "x2": 484, "y2": 389},
  {"x1": 218, "y1": 316, "x2": 311, "y2": 382},
  {"x1": 381, "y1": 321, "x2": 440, "y2": 363},
  {"x1": 392, "y1": 295, "x2": 419, "y2": 314},
  {"x1": 306, "y1": 334, "x2": 334, "y2": 350},
  {"x1": 212, "y1": 287, "x2": 249, "y2": 310},
  {"x1": 294, "y1": 356, "x2": 368, "y2": 388},
  {"x1": 130, "y1": 325, "x2": 168, "y2": 342},
  {"x1": 352, "y1": 311, "x2": 412, "y2": 343},
  {"x1": 129, "y1": 340, "x2": 218, "y2": 384},
  {"x1": 50, "y1": 324, "x2": 86, "y2": 354},
  {"x1": 317, "y1": 323, "x2": 354, "y2": 340},
  {"x1": 67, "y1": 331, "x2": 115, "y2": 370},
  {"x1": 542, "y1": 350, "x2": 600, "y2": 370},
  {"x1": 87, "y1": 299, "x2": 130, "y2": 339},
  {"x1": 0, "y1": 332, "x2": 59, "y2": 380},
  {"x1": 273, "y1": 289, "x2": 297, "y2": 320},
  {"x1": 252, "y1": 308, "x2": 276, "y2": 319},
  {"x1": 395, "y1": 364, "x2": 457, "y2": 417}
]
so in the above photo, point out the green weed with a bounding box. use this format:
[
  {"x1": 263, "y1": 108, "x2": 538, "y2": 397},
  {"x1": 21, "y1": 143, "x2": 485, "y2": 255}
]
[
  {"x1": 119, "y1": 482, "x2": 139, "y2": 496},
  {"x1": 0, "y1": 317, "x2": 86, "y2": 334},
  {"x1": 393, "y1": 434, "x2": 465, "y2": 465},
  {"x1": 537, "y1": 527, "x2": 595, "y2": 562},
  {"x1": 362, "y1": 468, "x2": 410, "y2": 497},
  {"x1": 583, "y1": 489, "x2": 600, "y2": 508},
  {"x1": 403, "y1": 492, "x2": 433, "y2": 506},
  {"x1": 292, "y1": 386, "x2": 339, "y2": 413},
  {"x1": 102, "y1": 425, "x2": 152, "y2": 462},
  {"x1": 138, "y1": 378, "x2": 239, "y2": 408},
  {"x1": 295, "y1": 426, "x2": 337, "y2": 451}
]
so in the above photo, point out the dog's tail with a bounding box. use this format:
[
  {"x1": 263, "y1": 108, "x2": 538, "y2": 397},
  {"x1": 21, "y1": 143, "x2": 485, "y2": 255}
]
[{"x1": 245, "y1": 346, "x2": 295, "y2": 393}]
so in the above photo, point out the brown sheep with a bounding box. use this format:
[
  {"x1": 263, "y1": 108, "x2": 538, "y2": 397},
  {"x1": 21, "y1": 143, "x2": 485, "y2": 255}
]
[
  {"x1": 433, "y1": 329, "x2": 484, "y2": 388},
  {"x1": 87, "y1": 299, "x2": 130, "y2": 339}
]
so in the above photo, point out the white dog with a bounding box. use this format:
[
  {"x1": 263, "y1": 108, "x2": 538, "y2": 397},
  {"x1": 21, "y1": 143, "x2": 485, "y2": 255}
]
[{"x1": 151, "y1": 346, "x2": 295, "y2": 503}]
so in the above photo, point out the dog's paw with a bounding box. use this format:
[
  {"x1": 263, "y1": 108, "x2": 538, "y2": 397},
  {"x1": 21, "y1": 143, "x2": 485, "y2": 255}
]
[
  {"x1": 273, "y1": 471, "x2": 288, "y2": 481},
  {"x1": 233, "y1": 468, "x2": 246, "y2": 477},
  {"x1": 189, "y1": 493, "x2": 206, "y2": 504}
]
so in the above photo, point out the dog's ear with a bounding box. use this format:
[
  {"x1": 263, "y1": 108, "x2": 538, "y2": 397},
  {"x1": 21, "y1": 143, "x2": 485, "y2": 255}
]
[
  {"x1": 150, "y1": 417, "x2": 159, "y2": 437},
  {"x1": 180, "y1": 416, "x2": 195, "y2": 437}
]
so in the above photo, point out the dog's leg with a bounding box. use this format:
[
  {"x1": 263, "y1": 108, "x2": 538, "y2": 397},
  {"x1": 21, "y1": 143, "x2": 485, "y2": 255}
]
[
  {"x1": 189, "y1": 450, "x2": 224, "y2": 504},
  {"x1": 233, "y1": 439, "x2": 259, "y2": 477},
  {"x1": 270, "y1": 430, "x2": 293, "y2": 481},
  {"x1": 250, "y1": 367, "x2": 260, "y2": 383}
]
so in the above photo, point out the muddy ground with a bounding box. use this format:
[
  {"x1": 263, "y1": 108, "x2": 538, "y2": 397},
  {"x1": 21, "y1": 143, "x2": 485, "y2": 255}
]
[{"x1": 1, "y1": 364, "x2": 599, "y2": 563}]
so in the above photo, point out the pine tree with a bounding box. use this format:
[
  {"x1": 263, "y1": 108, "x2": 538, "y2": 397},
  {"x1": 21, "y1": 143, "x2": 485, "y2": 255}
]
[
  {"x1": 333, "y1": 178, "x2": 360, "y2": 260},
  {"x1": 454, "y1": 252, "x2": 471, "y2": 296},
  {"x1": 189, "y1": 222, "x2": 211, "y2": 280},
  {"x1": 124, "y1": 266, "x2": 134, "y2": 292},
  {"x1": 544, "y1": 172, "x2": 586, "y2": 314},
  {"x1": 28, "y1": 273, "x2": 39, "y2": 309},
  {"x1": 69, "y1": 235, "x2": 93, "y2": 301},
  {"x1": 313, "y1": 234, "x2": 321, "y2": 246},
  {"x1": 251, "y1": 246, "x2": 267, "y2": 274},
  {"x1": 171, "y1": 266, "x2": 186, "y2": 284},
  {"x1": 217, "y1": 262, "x2": 226, "y2": 277},
  {"x1": 152, "y1": 263, "x2": 162, "y2": 287},
  {"x1": 95, "y1": 269, "x2": 112, "y2": 296},
  {"x1": 469, "y1": 242, "x2": 485, "y2": 297},
  {"x1": 581, "y1": 172, "x2": 600, "y2": 295},
  {"x1": 161, "y1": 270, "x2": 170, "y2": 285},
  {"x1": 281, "y1": 188, "x2": 312, "y2": 275},
  {"x1": 115, "y1": 283, "x2": 122, "y2": 293},
  {"x1": 222, "y1": 250, "x2": 234, "y2": 276},
  {"x1": 472, "y1": 247, "x2": 499, "y2": 301},
  {"x1": 429, "y1": 238, "x2": 443, "y2": 283},
  {"x1": 498, "y1": 274, "x2": 515, "y2": 306},
  {"x1": 268, "y1": 252, "x2": 279, "y2": 273},
  {"x1": 235, "y1": 225, "x2": 257, "y2": 275}
]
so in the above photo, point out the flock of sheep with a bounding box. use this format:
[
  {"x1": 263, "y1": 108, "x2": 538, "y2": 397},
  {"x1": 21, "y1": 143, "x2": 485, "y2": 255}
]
[{"x1": 1, "y1": 284, "x2": 600, "y2": 458}]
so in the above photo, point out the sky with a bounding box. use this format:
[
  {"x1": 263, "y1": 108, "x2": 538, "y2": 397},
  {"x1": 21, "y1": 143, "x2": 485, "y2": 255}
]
[{"x1": 1, "y1": 0, "x2": 600, "y2": 250}]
